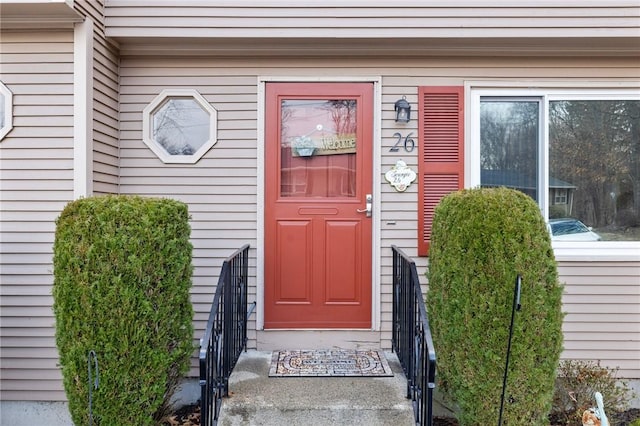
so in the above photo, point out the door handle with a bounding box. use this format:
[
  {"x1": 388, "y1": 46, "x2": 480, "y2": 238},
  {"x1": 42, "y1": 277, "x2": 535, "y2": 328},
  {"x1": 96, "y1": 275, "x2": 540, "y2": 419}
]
[{"x1": 356, "y1": 194, "x2": 372, "y2": 217}]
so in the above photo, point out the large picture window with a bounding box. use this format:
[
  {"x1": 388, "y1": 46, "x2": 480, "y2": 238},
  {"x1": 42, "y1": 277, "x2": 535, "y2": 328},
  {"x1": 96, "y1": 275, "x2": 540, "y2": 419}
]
[{"x1": 471, "y1": 88, "x2": 639, "y2": 244}]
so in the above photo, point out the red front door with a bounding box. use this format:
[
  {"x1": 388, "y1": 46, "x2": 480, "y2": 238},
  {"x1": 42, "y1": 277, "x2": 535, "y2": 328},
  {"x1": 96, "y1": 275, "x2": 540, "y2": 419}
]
[{"x1": 264, "y1": 82, "x2": 373, "y2": 329}]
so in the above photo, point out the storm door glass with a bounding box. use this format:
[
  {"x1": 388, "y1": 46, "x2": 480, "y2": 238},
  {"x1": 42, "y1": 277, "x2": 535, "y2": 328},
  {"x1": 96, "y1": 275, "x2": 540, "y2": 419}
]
[{"x1": 280, "y1": 99, "x2": 357, "y2": 198}]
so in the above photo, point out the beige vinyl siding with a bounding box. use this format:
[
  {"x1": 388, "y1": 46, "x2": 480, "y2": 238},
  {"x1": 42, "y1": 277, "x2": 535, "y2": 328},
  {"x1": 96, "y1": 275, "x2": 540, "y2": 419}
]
[
  {"x1": 0, "y1": 30, "x2": 75, "y2": 401},
  {"x1": 104, "y1": 1, "x2": 640, "y2": 39},
  {"x1": 118, "y1": 67, "x2": 259, "y2": 372},
  {"x1": 74, "y1": 0, "x2": 121, "y2": 194},
  {"x1": 559, "y1": 262, "x2": 640, "y2": 378},
  {"x1": 119, "y1": 54, "x2": 639, "y2": 379},
  {"x1": 92, "y1": 36, "x2": 120, "y2": 194},
  {"x1": 74, "y1": 0, "x2": 106, "y2": 33}
]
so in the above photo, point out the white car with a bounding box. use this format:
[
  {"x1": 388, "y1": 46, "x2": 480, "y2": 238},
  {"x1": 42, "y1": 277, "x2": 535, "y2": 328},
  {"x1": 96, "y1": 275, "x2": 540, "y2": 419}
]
[{"x1": 548, "y1": 218, "x2": 601, "y2": 241}]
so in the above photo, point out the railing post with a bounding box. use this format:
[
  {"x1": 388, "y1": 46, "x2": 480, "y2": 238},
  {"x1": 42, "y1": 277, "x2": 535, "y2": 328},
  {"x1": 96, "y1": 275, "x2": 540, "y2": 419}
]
[
  {"x1": 391, "y1": 245, "x2": 437, "y2": 426},
  {"x1": 240, "y1": 247, "x2": 249, "y2": 350},
  {"x1": 199, "y1": 244, "x2": 251, "y2": 426},
  {"x1": 222, "y1": 258, "x2": 232, "y2": 397}
]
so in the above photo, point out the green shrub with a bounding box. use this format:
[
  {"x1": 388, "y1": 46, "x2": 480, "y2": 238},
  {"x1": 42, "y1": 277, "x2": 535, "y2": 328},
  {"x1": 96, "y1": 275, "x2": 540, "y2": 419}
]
[
  {"x1": 426, "y1": 187, "x2": 564, "y2": 425},
  {"x1": 53, "y1": 195, "x2": 194, "y2": 426},
  {"x1": 551, "y1": 360, "x2": 634, "y2": 425}
]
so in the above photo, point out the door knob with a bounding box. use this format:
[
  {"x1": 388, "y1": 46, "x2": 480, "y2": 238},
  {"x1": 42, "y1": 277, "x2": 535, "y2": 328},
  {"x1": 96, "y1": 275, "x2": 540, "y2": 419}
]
[{"x1": 356, "y1": 194, "x2": 372, "y2": 217}]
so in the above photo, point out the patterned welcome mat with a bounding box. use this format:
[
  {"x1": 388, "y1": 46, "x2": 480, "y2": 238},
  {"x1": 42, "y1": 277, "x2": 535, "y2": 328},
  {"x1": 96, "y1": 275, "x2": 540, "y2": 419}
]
[{"x1": 269, "y1": 349, "x2": 394, "y2": 377}]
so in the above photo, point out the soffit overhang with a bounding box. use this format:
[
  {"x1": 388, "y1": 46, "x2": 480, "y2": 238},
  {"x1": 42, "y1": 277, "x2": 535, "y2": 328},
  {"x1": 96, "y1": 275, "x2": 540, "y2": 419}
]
[
  {"x1": 111, "y1": 36, "x2": 640, "y2": 58},
  {"x1": 0, "y1": 0, "x2": 83, "y2": 30}
]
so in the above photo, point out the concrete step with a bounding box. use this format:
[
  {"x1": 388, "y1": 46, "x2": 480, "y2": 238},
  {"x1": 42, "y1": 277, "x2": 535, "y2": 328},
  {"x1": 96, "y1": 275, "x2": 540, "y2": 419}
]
[{"x1": 217, "y1": 350, "x2": 415, "y2": 426}]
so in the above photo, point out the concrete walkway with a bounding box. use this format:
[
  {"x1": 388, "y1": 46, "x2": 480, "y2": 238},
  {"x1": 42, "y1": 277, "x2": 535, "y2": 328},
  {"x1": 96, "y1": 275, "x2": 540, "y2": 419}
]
[
  {"x1": 217, "y1": 350, "x2": 453, "y2": 426},
  {"x1": 0, "y1": 350, "x2": 457, "y2": 426}
]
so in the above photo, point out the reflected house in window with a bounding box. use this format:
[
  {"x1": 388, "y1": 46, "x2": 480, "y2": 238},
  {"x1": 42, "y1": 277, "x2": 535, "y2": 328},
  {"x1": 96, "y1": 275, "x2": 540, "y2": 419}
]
[{"x1": 481, "y1": 170, "x2": 576, "y2": 216}]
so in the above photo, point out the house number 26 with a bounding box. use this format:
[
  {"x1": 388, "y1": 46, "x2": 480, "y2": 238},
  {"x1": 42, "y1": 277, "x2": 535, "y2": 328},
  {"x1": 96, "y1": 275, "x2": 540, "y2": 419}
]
[{"x1": 390, "y1": 132, "x2": 416, "y2": 153}]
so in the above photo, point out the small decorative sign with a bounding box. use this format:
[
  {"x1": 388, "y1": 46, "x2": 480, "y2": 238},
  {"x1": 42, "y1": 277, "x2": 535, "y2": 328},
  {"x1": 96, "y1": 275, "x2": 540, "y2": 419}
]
[
  {"x1": 292, "y1": 124, "x2": 357, "y2": 157},
  {"x1": 385, "y1": 160, "x2": 417, "y2": 192}
]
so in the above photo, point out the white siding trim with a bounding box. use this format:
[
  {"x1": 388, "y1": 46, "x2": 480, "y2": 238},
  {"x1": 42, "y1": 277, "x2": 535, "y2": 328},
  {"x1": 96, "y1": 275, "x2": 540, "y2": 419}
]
[
  {"x1": 255, "y1": 76, "x2": 383, "y2": 331},
  {"x1": 554, "y1": 242, "x2": 640, "y2": 262},
  {"x1": 372, "y1": 78, "x2": 382, "y2": 331},
  {"x1": 74, "y1": 18, "x2": 94, "y2": 198},
  {"x1": 256, "y1": 81, "x2": 265, "y2": 329},
  {"x1": 0, "y1": 81, "x2": 13, "y2": 140}
]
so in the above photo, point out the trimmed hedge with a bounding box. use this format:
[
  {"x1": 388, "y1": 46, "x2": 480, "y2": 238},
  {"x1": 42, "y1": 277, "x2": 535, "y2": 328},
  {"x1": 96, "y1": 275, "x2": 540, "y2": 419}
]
[
  {"x1": 53, "y1": 195, "x2": 194, "y2": 426},
  {"x1": 426, "y1": 187, "x2": 564, "y2": 425}
]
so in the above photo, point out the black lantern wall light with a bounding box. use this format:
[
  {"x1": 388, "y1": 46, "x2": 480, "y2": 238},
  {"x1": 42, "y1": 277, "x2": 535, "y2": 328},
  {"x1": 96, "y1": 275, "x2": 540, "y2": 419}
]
[{"x1": 394, "y1": 96, "x2": 411, "y2": 123}]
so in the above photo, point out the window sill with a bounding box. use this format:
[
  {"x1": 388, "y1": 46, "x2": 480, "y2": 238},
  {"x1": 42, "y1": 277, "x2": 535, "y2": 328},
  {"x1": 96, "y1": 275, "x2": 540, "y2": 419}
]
[{"x1": 552, "y1": 241, "x2": 640, "y2": 262}]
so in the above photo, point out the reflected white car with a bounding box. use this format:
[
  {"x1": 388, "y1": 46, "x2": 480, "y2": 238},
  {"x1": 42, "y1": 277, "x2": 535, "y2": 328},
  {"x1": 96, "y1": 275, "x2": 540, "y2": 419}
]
[{"x1": 548, "y1": 218, "x2": 601, "y2": 241}]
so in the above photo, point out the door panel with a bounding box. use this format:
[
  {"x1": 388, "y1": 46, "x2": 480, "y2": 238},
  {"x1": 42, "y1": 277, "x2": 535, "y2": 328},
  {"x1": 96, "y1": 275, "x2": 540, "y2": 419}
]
[
  {"x1": 275, "y1": 220, "x2": 312, "y2": 302},
  {"x1": 265, "y1": 82, "x2": 373, "y2": 329},
  {"x1": 325, "y1": 220, "x2": 360, "y2": 303}
]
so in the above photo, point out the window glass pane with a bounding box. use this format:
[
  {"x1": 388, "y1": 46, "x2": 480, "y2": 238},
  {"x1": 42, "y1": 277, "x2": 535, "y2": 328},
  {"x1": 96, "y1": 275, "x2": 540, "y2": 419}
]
[
  {"x1": 152, "y1": 97, "x2": 210, "y2": 155},
  {"x1": 280, "y1": 99, "x2": 357, "y2": 198},
  {"x1": 480, "y1": 100, "x2": 539, "y2": 202},
  {"x1": 550, "y1": 100, "x2": 640, "y2": 241}
]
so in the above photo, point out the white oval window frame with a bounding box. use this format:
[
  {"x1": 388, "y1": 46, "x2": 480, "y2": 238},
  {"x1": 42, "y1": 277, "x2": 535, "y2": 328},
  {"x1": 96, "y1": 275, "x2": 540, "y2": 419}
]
[
  {"x1": 142, "y1": 89, "x2": 218, "y2": 164},
  {"x1": 0, "y1": 81, "x2": 14, "y2": 141}
]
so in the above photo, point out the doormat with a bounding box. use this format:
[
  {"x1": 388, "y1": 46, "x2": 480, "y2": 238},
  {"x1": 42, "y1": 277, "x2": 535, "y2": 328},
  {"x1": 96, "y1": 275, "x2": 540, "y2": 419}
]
[{"x1": 269, "y1": 349, "x2": 393, "y2": 377}]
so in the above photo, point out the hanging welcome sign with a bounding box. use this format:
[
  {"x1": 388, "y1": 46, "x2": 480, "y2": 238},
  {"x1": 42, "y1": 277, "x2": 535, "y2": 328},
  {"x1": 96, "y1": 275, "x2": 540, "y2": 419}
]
[
  {"x1": 292, "y1": 125, "x2": 356, "y2": 157},
  {"x1": 385, "y1": 160, "x2": 417, "y2": 192}
]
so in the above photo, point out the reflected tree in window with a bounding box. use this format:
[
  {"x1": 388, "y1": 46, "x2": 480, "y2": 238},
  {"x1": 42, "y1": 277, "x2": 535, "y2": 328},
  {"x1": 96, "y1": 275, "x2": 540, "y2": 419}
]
[
  {"x1": 480, "y1": 100, "x2": 539, "y2": 201},
  {"x1": 324, "y1": 100, "x2": 357, "y2": 135},
  {"x1": 153, "y1": 97, "x2": 209, "y2": 155},
  {"x1": 550, "y1": 100, "x2": 640, "y2": 234}
]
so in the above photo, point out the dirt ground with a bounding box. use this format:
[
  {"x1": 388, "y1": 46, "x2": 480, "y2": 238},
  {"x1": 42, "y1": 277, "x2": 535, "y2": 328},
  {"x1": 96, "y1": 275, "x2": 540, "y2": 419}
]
[{"x1": 435, "y1": 408, "x2": 640, "y2": 425}]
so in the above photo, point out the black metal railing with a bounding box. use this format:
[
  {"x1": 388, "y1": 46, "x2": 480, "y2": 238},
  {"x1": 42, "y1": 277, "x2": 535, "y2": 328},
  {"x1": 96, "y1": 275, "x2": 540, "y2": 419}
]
[
  {"x1": 392, "y1": 245, "x2": 437, "y2": 426},
  {"x1": 199, "y1": 244, "x2": 253, "y2": 426}
]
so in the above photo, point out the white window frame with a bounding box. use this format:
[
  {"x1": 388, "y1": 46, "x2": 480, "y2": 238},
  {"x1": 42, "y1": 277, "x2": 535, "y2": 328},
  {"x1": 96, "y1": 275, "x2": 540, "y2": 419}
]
[
  {"x1": 467, "y1": 82, "x2": 640, "y2": 261},
  {"x1": 0, "y1": 81, "x2": 13, "y2": 141},
  {"x1": 142, "y1": 89, "x2": 217, "y2": 164}
]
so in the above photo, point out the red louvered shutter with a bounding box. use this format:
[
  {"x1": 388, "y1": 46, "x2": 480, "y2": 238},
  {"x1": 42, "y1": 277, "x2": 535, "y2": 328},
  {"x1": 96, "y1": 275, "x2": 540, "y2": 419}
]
[{"x1": 418, "y1": 86, "x2": 464, "y2": 256}]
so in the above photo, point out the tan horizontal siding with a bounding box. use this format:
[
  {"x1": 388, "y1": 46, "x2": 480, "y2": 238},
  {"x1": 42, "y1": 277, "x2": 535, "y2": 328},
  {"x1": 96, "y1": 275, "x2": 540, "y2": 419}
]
[
  {"x1": 559, "y1": 261, "x2": 640, "y2": 378},
  {"x1": 2, "y1": 32, "x2": 636, "y2": 406},
  {"x1": 0, "y1": 30, "x2": 75, "y2": 402},
  {"x1": 73, "y1": 0, "x2": 106, "y2": 32},
  {"x1": 68, "y1": 0, "x2": 120, "y2": 194},
  {"x1": 118, "y1": 62, "x2": 259, "y2": 351},
  {"x1": 105, "y1": 1, "x2": 640, "y2": 40},
  {"x1": 117, "y1": 54, "x2": 639, "y2": 378},
  {"x1": 78, "y1": 0, "x2": 121, "y2": 195}
]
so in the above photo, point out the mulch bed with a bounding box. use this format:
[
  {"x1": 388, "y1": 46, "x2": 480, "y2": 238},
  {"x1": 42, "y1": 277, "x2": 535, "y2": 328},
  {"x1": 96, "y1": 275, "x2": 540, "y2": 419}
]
[
  {"x1": 433, "y1": 408, "x2": 640, "y2": 426},
  {"x1": 162, "y1": 404, "x2": 200, "y2": 426},
  {"x1": 164, "y1": 404, "x2": 640, "y2": 426}
]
